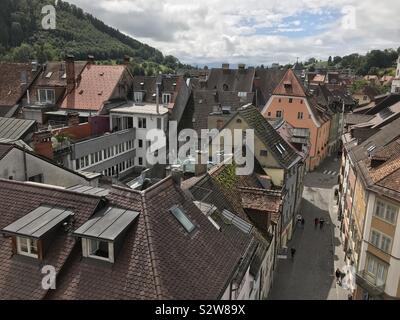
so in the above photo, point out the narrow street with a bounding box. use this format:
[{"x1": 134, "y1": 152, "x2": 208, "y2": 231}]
[{"x1": 269, "y1": 156, "x2": 350, "y2": 300}]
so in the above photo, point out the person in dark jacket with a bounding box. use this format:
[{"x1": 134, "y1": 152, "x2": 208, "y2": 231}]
[
  {"x1": 335, "y1": 268, "x2": 341, "y2": 284},
  {"x1": 290, "y1": 248, "x2": 296, "y2": 259},
  {"x1": 319, "y1": 217, "x2": 325, "y2": 229},
  {"x1": 314, "y1": 217, "x2": 319, "y2": 229}
]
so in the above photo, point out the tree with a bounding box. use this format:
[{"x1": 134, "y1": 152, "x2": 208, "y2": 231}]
[
  {"x1": 333, "y1": 56, "x2": 342, "y2": 65},
  {"x1": 12, "y1": 43, "x2": 35, "y2": 62},
  {"x1": 328, "y1": 56, "x2": 333, "y2": 66},
  {"x1": 10, "y1": 22, "x2": 23, "y2": 47}
]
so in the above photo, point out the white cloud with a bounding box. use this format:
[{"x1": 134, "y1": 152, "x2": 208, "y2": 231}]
[{"x1": 67, "y1": 0, "x2": 400, "y2": 66}]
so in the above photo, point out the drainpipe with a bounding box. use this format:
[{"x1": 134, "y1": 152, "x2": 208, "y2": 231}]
[{"x1": 23, "y1": 145, "x2": 28, "y2": 181}]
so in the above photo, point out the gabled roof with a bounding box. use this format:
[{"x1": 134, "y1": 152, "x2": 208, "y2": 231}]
[
  {"x1": 254, "y1": 68, "x2": 286, "y2": 107},
  {"x1": 33, "y1": 61, "x2": 87, "y2": 88},
  {"x1": 60, "y1": 64, "x2": 129, "y2": 112},
  {"x1": 206, "y1": 67, "x2": 255, "y2": 92},
  {"x1": 273, "y1": 69, "x2": 307, "y2": 97},
  {"x1": 234, "y1": 104, "x2": 301, "y2": 169},
  {"x1": 0, "y1": 63, "x2": 39, "y2": 112}
]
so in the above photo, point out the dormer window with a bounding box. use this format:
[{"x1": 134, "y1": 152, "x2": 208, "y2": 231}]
[
  {"x1": 1, "y1": 205, "x2": 74, "y2": 260},
  {"x1": 17, "y1": 236, "x2": 38, "y2": 258},
  {"x1": 74, "y1": 207, "x2": 139, "y2": 263},
  {"x1": 162, "y1": 93, "x2": 171, "y2": 104}
]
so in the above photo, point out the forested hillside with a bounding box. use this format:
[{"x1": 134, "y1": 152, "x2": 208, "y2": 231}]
[{"x1": 0, "y1": 0, "x2": 191, "y2": 74}]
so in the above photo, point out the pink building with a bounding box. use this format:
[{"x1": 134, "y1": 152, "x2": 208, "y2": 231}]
[{"x1": 262, "y1": 69, "x2": 331, "y2": 171}]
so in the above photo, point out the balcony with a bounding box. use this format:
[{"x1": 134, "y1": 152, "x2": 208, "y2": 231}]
[{"x1": 356, "y1": 270, "x2": 385, "y2": 297}]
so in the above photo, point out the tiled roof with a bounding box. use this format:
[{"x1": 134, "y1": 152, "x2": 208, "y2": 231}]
[
  {"x1": 0, "y1": 63, "x2": 39, "y2": 111},
  {"x1": 236, "y1": 104, "x2": 301, "y2": 169},
  {"x1": 0, "y1": 179, "x2": 101, "y2": 299},
  {"x1": 180, "y1": 89, "x2": 253, "y2": 135},
  {"x1": 50, "y1": 177, "x2": 252, "y2": 299},
  {"x1": 254, "y1": 68, "x2": 286, "y2": 107},
  {"x1": 206, "y1": 67, "x2": 255, "y2": 92},
  {"x1": 33, "y1": 61, "x2": 87, "y2": 87},
  {"x1": 345, "y1": 113, "x2": 374, "y2": 126},
  {"x1": 60, "y1": 65, "x2": 128, "y2": 112},
  {"x1": 273, "y1": 69, "x2": 307, "y2": 97},
  {"x1": 240, "y1": 187, "x2": 281, "y2": 213},
  {"x1": 0, "y1": 143, "x2": 12, "y2": 160},
  {"x1": 133, "y1": 75, "x2": 182, "y2": 103}
]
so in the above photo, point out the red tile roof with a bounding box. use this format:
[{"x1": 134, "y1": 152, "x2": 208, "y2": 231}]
[
  {"x1": 273, "y1": 69, "x2": 307, "y2": 97},
  {"x1": 60, "y1": 65, "x2": 128, "y2": 112}
]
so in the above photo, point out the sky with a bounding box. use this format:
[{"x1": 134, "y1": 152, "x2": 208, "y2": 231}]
[{"x1": 66, "y1": 0, "x2": 400, "y2": 67}]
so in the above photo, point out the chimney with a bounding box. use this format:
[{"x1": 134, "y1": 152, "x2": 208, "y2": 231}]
[
  {"x1": 171, "y1": 167, "x2": 182, "y2": 186},
  {"x1": 67, "y1": 111, "x2": 80, "y2": 127},
  {"x1": 194, "y1": 150, "x2": 207, "y2": 176},
  {"x1": 123, "y1": 55, "x2": 130, "y2": 65},
  {"x1": 33, "y1": 130, "x2": 53, "y2": 160},
  {"x1": 66, "y1": 54, "x2": 75, "y2": 93},
  {"x1": 87, "y1": 55, "x2": 95, "y2": 64},
  {"x1": 222, "y1": 63, "x2": 229, "y2": 70}
]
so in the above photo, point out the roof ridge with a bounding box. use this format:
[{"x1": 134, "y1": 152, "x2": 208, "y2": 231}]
[
  {"x1": 140, "y1": 188, "x2": 165, "y2": 299},
  {"x1": 0, "y1": 178, "x2": 103, "y2": 200}
]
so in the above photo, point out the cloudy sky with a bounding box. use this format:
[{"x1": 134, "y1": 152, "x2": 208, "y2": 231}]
[{"x1": 67, "y1": 0, "x2": 400, "y2": 66}]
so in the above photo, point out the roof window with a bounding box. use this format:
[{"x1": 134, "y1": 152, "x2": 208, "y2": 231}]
[{"x1": 170, "y1": 206, "x2": 196, "y2": 233}]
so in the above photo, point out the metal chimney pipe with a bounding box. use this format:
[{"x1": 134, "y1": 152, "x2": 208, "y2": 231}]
[{"x1": 156, "y1": 82, "x2": 160, "y2": 114}]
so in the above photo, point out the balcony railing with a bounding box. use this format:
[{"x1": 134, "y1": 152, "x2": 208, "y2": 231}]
[{"x1": 356, "y1": 270, "x2": 385, "y2": 297}]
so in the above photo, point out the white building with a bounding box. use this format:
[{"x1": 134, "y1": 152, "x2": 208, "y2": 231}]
[
  {"x1": 0, "y1": 142, "x2": 100, "y2": 187},
  {"x1": 391, "y1": 56, "x2": 400, "y2": 93},
  {"x1": 110, "y1": 103, "x2": 169, "y2": 168}
]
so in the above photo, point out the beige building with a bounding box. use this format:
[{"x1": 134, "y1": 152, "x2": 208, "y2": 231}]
[{"x1": 339, "y1": 118, "x2": 400, "y2": 299}]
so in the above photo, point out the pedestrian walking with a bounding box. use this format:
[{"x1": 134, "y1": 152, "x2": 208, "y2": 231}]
[
  {"x1": 301, "y1": 218, "x2": 305, "y2": 228},
  {"x1": 319, "y1": 217, "x2": 325, "y2": 229},
  {"x1": 290, "y1": 248, "x2": 296, "y2": 259},
  {"x1": 335, "y1": 268, "x2": 341, "y2": 285},
  {"x1": 314, "y1": 217, "x2": 319, "y2": 229},
  {"x1": 348, "y1": 293, "x2": 353, "y2": 300}
]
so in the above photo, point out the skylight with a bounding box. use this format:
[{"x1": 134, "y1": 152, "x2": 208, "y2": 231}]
[
  {"x1": 170, "y1": 206, "x2": 196, "y2": 233},
  {"x1": 221, "y1": 209, "x2": 252, "y2": 234},
  {"x1": 45, "y1": 72, "x2": 53, "y2": 78},
  {"x1": 275, "y1": 144, "x2": 283, "y2": 155}
]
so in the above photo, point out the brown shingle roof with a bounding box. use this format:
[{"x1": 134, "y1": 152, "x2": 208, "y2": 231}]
[
  {"x1": 50, "y1": 177, "x2": 252, "y2": 299},
  {"x1": 0, "y1": 63, "x2": 39, "y2": 115},
  {"x1": 0, "y1": 179, "x2": 101, "y2": 299},
  {"x1": 206, "y1": 68, "x2": 255, "y2": 92},
  {"x1": 273, "y1": 69, "x2": 307, "y2": 97},
  {"x1": 34, "y1": 61, "x2": 87, "y2": 87}
]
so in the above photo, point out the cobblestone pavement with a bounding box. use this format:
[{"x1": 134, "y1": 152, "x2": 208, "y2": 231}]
[{"x1": 269, "y1": 156, "x2": 351, "y2": 300}]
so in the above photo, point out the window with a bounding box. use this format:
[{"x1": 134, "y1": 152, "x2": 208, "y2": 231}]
[
  {"x1": 134, "y1": 92, "x2": 143, "y2": 103},
  {"x1": 371, "y1": 230, "x2": 392, "y2": 253},
  {"x1": 162, "y1": 93, "x2": 171, "y2": 104},
  {"x1": 28, "y1": 174, "x2": 43, "y2": 183},
  {"x1": 157, "y1": 118, "x2": 162, "y2": 130},
  {"x1": 267, "y1": 112, "x2": 271, "y2": 117},
  {"x1": 366, "y1": 254, "x2": 387, "y2": 286},
  {"x1": 289, "y1": 98, "x2": 293, "y2": 103},
  {"x1": 87, "y1": 239, "x2": 113, "y2": 262},
  {"x1": 76, "y1": 159, "x2": 80, "y2": 170},
  {"x1": 17, "y1": 237, "x2": 38, "y2": 258},
  {"x1": 138, "y1": 157, "x2": 143, "y2": 166},
  {"x1": 276, "y1": 110, "x2": 282, "y2": 118},
  {"x1": 38, "y1": 89, "x2": 55, "y2": 104},
  {"x1": 297, "y1": 112, "x2": 303, "y2": 119},
  {"x1": 138, "y1": 117, "x2": 147, "y2": 128},
  {"x1": 260, "y1": 150, "x2": 268, "y2": 157},
  {"x1": 374, "y1": 199, "x2": 398, "y2": 224},
  {"x1": 170, "y1": 206, "x2": 196, "y2": 233},
  {"x1": 123, "y1": 117, "x2": 133, "y2": 129},
  {"x1": 138, "y1": 139, "x2": 143, "y2": 148}
]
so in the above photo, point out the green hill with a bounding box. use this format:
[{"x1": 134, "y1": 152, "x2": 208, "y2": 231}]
[{"x1": 0, "y1": 0, "x2": 190, "y2": 74}]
